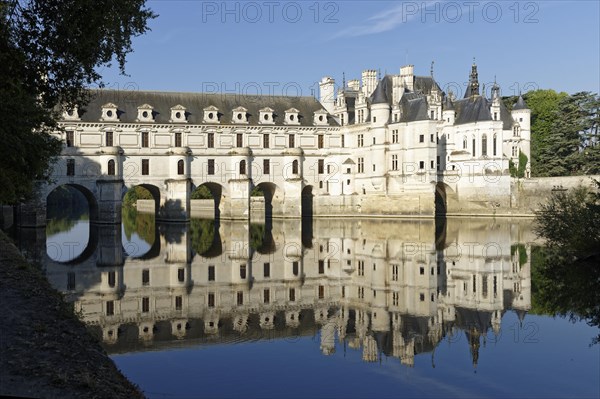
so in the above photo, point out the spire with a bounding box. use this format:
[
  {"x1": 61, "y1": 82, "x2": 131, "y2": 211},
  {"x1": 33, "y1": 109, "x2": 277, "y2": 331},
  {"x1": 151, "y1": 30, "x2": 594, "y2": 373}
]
[
  {"x1": 430, "y1": 60, "x2": 435, "y2": 77},
  {"x1": 443, "y1": 95, "x2": 455, "y2": 111},
  {"x1": 469, "y1": 59, "x2": 480, "y2": 96},
  {"x1": 342, "y1": 72, "x2": 346, "y2": 89}
]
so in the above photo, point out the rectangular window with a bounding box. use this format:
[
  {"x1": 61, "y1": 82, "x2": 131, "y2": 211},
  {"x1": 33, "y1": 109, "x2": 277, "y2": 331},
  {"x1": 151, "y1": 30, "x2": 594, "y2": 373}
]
[
  {"x1": 289, "y1": 288, "x2": 296, "y2": 302},
  {"x1": 237, "y1": 133, "x2": 243, "y2": 148},
  {"x1": 263, "y1": 159, "x2": 270, "y2": 175},
  {"x1": 431, "y1": 160, "x2": 434, "y2": 169},
  {"x1": 392, "y1": 130, "x2": 398, "y2": 143},
  {"x1": 108, "y1": 271, "x2": 116, "y2": 287},
  {"x1": 66, "y1": 131, "x2": 74, "y2": 147},
  {"x1": 393, "y1": 292, "x2": 399, "y2": 306},
  {"x1": 358, "y1": 134, "x2": 363, "y2": 147},
  {"x1": 292, "y1": 261, "x2": 299, "y2": 276},
  {"x1": 373, "y1": 137, "x2": 376, "y2": 145},
  {"x1": 142, "y1": 269, "x2": 150, "y2": 285},
  {"x1": 141, "y1": 132, "x2": 149, "y2": 148},
  {"x1": 318, "y1": 260, "x2": 324, "y2": 274},
  {"x1": 318, "y1": 135, "x2": 324, "y2": 149},
  {"x1": 419, "y1": 134, "x2": 424, "y2": 143},
  {"x1": 142, "y1": 297, "x2": 149, "y2": 313},
  {"x1": 358, "y1": 260, "x2": 364, "y2": 276},
  {"x1": 175, "y1": 132, "x2": 182, "y2": 147},
  {"x1": 430, "y1": 134, "x2": 434, "y2": 143},
  {"x1": 420, "y1": 293, "x2": 425, "y2": 302},
  {"x1": 263, "y1": 289, "x2": 270, "y2": 304},
  {"x1": 67, "y1": 272, "x2": 75, "y2": 290},
  {"x1": 392, "y1": 264, "x2": 398, "y2": 281},
  {"x1": 318, "y1": 159, "x2": 324, "y2": 174},
  {"x1": 208, "y1": 293, "x2": 215, "y2": 307},
  {"x1": 419, "y1": 161, "x2": 425, "y2": 169},
  {"x1": 473, "y1": 139, "x2": 476, "y2": 157},
  {"x1": 208, "y1": 159, "x2": 215, "y2": 175},
  {"x1": 392, "y1": 154, "x2": 398, "y2": 171},
  {"x1": 341, "y1": 134, "x2": 345, "y2": 148},
  {"x1": 237, "y1": 291, "x2": 244, "y2": 305},
  {"x1": 289, "y1": 134, "x2": 295, "y2": 148},
  {"x1": 66, "y1": 159, "x2": 75, "y2": 176},
  {"x1": 482, "y1": 276, "x2": 488, "y2": 298},
  {"x1": 106, "y1": 301, "x2": 114, "y2": 316},
  {"x1": 175, "y1": 296, "x2": 182, "y2": 310},
  {"x1": 208, "y1": 265, "x2": 215, "y2": 281},
  {"x1": 473, "y1": 275, "x2": 477, "y2": 293},
  {"x1": 178, "y1": 268, "x2": 185, "y2": 282},
  {"x1": 358, "y1": 158, "x2": 364, "y2": 173},
  {"x1": 264, "y1": 263, "x2": 270, "y2": 278},
  {"x1": 105, "y1": 131, "x2": 113, "y2": 147},
  {"x1": 240, "y1": 264, "x2": 246, "y2": 279},
  {"x1": 141, "y1": 159, "x2": 149, "y2": 175},
  {"x1": 208, "y1": 133, "x2": 214, "y2": 148},
  {"x1": 263, "y1": 134, "x2": 269, "y2": 148},
  {"x1": 318, "y1": 285, "x2": 324, "y2": 299}
]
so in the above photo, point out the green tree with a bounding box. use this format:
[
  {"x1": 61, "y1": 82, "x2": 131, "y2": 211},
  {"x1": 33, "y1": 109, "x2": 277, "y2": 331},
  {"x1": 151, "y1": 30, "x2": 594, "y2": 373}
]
[{"x1": 0, "y1": 0, "x2": 156, "y2": 204}]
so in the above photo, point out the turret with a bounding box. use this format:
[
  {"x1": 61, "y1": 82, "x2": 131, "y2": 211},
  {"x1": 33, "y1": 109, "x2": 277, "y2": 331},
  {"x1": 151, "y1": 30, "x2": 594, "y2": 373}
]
[
  {"x1": 369, "y1": 79, "x2": 390, "y2": 127},
  {"x1": 442, "y1": 96, "x2": 455, "y2": 125}
]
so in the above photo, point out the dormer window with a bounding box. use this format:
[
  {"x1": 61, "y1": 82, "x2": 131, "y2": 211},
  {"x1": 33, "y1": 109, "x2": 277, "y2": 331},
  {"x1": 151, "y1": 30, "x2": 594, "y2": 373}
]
[
  {"x1": 285, "y1": 108, "x2": 300, "y2": 125},
  {"x1": 313, "y1": 109, "x2": 328, "y2": 126},
  {"x1": 170, "y1": 105, "x2": 187, "y2": 123},
  {"x1": 137, "y1": 104, "x2": 154, "y2": 123},
  {"x1": 101, "y1": 103, "x2": 119, "y2": 121},
  {"x1": 63, "y1": 106, "x2": 80, "y2": 121},
  {"x1": 203, "y1": 105, "x2": 220, "y2": 124},
  {"x1": 232, "y1": 106, "x2": 248, "y2": 124},
  {"x1": 259, "y1": 107, "x2": 275, "y2": 124}
]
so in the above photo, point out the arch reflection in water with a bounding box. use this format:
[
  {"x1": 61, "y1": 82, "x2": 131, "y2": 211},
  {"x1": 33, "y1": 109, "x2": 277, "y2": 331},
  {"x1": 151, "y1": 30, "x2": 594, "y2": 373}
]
[
  {"x1": 42, "y1": 218, "x2": 534, "y2": 368},
  {"x1": 46, "y1": 185, "x2": 91, "y2": 262}
]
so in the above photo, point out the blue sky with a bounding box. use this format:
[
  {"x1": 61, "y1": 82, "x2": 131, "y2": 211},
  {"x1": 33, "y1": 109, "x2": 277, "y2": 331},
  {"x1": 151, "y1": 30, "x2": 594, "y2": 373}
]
[{"x1": 98, "y1": 1, "x2": 600, "y2": 99}]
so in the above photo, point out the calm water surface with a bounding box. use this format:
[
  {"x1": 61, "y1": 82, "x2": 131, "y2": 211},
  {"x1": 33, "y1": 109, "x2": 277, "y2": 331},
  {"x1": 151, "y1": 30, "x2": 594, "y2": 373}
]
[{"x1": 17, "y1": 209, "x2": 600, "y2": 398}]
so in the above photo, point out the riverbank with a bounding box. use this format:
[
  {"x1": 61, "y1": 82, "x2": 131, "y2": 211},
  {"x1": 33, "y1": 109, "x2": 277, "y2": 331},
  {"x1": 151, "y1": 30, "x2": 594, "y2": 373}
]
[{"x1": 0, "y1": 231, "x2": 144, "y2": 399}]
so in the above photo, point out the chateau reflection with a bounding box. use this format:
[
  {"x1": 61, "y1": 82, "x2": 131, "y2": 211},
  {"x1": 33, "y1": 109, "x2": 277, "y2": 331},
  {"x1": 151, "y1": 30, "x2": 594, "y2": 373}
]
[{"x1": 40, "y1": 218, "x2": 534, "y2": 368}]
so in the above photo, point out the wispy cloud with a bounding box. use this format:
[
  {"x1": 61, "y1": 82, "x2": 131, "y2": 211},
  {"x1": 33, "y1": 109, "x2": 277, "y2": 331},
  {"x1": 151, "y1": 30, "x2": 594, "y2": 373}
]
[{"x1": 331, "y1": 1, "x2": 438, "y2": 39}]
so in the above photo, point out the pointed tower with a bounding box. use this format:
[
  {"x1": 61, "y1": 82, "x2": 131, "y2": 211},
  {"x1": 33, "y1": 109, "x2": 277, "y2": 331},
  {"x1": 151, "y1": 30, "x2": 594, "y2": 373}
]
[
  {"x1": 464, "y1": 61, "x2": 480, "y2": 98},
  {"x1": 511, "y1": 95, "x2": 532, "y2": 175}
]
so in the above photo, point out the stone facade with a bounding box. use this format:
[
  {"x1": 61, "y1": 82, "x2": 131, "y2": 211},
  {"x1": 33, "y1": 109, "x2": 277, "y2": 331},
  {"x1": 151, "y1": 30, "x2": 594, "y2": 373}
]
[{"x1": 19, "y1": 62, "x2": 536, "y2": 225}]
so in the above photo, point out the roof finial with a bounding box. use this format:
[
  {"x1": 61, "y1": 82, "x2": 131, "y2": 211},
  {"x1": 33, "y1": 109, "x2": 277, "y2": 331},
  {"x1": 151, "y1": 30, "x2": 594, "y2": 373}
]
[
  {"x1": 378, "y1": 69, "x2": 381, "y2": 80},
  {"x1": 430, "y1": 60, "x2": 435, "y2": 77},
  {"x1": 342, "y1": 72, "x2": 346, "y2": 88},
  {"x1": 473, "y1": 56, "x2": 476, "y2": 65}
]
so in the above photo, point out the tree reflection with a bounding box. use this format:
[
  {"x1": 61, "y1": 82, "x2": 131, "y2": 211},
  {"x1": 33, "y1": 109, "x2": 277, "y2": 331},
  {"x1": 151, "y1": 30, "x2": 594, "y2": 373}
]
[
  {"x1": 533, "y1": 180, "x2": 600, "y2": 345},
  {"x1": 531, "y1": 246, "x2": 600, "y2": 345},
  {"x1": 122, "y1": 206, "x2": 155, "y2": 245}
]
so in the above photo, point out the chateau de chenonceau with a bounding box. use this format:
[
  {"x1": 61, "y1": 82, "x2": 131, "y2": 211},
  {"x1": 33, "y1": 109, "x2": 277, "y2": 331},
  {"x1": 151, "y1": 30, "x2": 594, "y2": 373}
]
[{"x1": 15, "y1": 62, "x2": 596, "y2": 225}]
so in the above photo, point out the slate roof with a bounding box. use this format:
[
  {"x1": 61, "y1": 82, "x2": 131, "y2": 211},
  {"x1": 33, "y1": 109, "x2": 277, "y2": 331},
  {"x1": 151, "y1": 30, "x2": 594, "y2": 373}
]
[
  {"x1": 76, "y1": 89, "x2": 338, "y2": 126},
  {"x1": 452, "y1": 95, "x2": 513, "y2": 129},
  {"x1": 399, "y1": 93, "x2": 429, "y2": 122}
]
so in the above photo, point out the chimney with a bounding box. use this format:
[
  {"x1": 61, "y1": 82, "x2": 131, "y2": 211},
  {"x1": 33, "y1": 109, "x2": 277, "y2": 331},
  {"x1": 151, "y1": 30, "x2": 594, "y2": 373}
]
[
  {"x1": 348, "y1": 79, "x2": 360, "y2": 91},
  {"x1": 400, "y1": 65, "x2": 414, "y2": 91},
  {"x1": 361, "y1": 70, "x2": 377, "y2": 97},
  {"x1": 319, "y1": 77, "x2": 335, "y2": 114}
]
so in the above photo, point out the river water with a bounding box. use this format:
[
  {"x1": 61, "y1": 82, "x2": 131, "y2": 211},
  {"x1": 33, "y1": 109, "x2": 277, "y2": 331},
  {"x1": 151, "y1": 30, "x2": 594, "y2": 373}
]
[{"x1": 15, "y1": 206, "x2": 600, "y2": 398}]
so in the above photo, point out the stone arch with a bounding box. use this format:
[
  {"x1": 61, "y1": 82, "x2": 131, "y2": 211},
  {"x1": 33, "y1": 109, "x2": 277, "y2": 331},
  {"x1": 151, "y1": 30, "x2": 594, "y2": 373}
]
[
  {"x1": 252, "y1": 182, "x2": 282, "y2": 226},
  {"x1": 435, "y1": 182, "x2": 458, "y2": 216},
  {"x1": 301, "y1": 185, "x2": 314, "y2": 248},
  {"x1": 191, "y1": 181, "x2": 226, "y2": 221},
  {"x1": 122, "y1": 184, "x2": 161, "y2": 215}
]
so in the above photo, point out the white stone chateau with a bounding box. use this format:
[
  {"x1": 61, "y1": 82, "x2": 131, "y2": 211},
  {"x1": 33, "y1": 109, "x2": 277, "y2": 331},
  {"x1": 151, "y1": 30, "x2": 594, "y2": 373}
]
[{"x1": 21, "y1": 62, "x2": 531, "y2": 225}]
